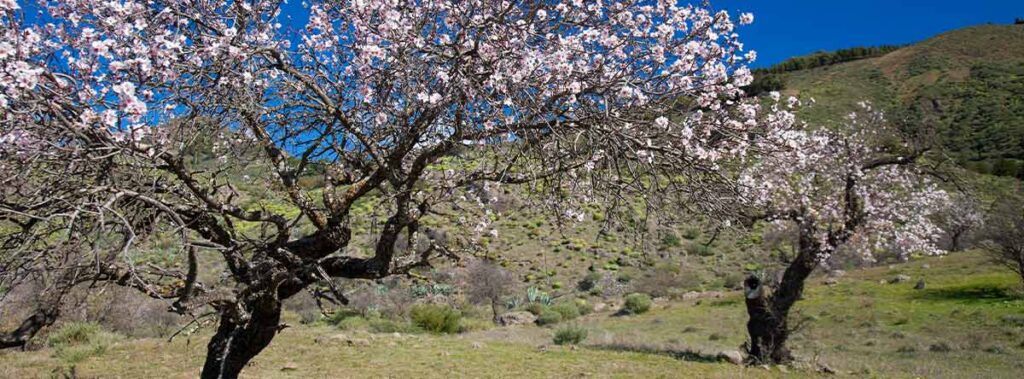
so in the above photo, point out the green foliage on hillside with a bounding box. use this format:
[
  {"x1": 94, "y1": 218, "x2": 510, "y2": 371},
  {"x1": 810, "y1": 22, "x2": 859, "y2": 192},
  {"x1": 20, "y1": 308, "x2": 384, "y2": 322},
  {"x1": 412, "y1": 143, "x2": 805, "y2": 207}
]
[
  {"x1": 759, "y1": 45, "x2": 904, "y2": 75},
  {"x1": 764, "y1": 25, "x2": 1024, "y2": 178}
]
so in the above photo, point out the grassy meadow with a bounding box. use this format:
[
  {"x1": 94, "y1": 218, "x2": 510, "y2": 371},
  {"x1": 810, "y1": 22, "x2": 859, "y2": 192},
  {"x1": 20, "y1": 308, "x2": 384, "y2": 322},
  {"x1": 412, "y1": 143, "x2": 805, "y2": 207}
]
[{"x1": 3, "y1": 251, "x2": 1021, "y2": 378}]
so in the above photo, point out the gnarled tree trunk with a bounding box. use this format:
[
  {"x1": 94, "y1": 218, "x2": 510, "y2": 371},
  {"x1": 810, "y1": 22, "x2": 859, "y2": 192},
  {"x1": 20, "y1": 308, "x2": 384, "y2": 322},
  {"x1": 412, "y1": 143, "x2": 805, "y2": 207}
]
[
  {"x1": 200, "y1": 295, "x2": 283, "y2": 379},
  {"x1": 0, "y1": 305, "x2": 60, "y2": 349},
  {"x1": 744, "y1": 225, "x2": 820, "y2": 364}
]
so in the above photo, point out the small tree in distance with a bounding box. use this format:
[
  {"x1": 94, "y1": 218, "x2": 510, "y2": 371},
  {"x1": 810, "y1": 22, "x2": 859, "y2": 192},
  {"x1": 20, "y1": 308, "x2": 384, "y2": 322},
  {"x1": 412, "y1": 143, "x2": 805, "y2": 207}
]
[
  {"x1": 463, "y1": 259, "x2": 515, "y2": 324},
  {"x1": 980, "y1": 193, "x2": 1024, "y2": 286},
  {"x1": 938, "y1": 193, "x2": 984, "y2": 252}
]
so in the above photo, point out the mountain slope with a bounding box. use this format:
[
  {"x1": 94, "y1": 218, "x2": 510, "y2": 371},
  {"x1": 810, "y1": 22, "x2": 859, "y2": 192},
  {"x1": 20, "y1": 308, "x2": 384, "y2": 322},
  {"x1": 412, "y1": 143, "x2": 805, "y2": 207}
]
[{"x1": 767, "y1": 24, "x2": 1024, "y2": 177}]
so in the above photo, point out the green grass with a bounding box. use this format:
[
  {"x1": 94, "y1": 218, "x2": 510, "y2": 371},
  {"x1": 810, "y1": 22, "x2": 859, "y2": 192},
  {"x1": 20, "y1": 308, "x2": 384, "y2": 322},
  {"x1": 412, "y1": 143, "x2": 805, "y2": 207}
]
[{"x1": 1, "y1": 251, "x2": 1020, "y2": 378}]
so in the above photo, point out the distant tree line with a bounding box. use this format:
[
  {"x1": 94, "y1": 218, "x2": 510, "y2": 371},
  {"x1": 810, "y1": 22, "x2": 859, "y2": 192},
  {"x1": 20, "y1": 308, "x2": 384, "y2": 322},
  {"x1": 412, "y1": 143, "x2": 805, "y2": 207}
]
[
  {"x1": 1015, "y1": 17, "x2": 1024, "y2": 25},
  {"x1": 756, "y1": 45, "x2": 904, "y2": 74},
  {"x1": 743, "y1": 45, "x2": 904, "y2": 96}
]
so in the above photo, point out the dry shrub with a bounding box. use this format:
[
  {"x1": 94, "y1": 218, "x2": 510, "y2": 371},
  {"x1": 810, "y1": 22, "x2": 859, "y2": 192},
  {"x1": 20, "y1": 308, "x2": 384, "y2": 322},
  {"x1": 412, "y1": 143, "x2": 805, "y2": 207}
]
[
  {"x1": 283, "y1": 290, "x2": 322, "y2": 324},
  {"x1": 632, "y1": 264, "x2": 703, "y2": 297}
]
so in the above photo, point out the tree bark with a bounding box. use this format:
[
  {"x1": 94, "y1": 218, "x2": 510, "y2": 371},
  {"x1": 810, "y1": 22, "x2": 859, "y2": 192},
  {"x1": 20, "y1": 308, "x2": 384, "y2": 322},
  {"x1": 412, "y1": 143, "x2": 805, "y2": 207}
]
[
  {"x1": 1017, "y1": 253, "x2": 1024, "y2": 286},
  {"x1": 950, "y1": 230, "x2": 963, "y2": 252},
  {"x1": 490, "y1": 298, "x2": 500, "y2": 324},
  {"x1": 0, "y1": 306, "x2": 60, "y2": 349},
  {"x1": 200, "y1": 296, "x2": 283, "y2": 379},
  {"x1": 743, "y1": 226, "x2": 820, "y2": 364}
]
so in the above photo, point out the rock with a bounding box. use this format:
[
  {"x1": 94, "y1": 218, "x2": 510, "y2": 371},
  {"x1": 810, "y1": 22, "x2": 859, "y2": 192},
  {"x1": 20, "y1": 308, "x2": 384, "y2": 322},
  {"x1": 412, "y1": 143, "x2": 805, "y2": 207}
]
[
  {"x1": 914, "y1": 279, "x2": 926, "y2": 290},
  {"x1": 593, "y1": 303, "x2": 608, "y2": 312},
  {"x1": 314, "y1": 333, "x2": 348, "y2": 345},
  {"x1": 498, "y1": 311, "x2": 537, "y2": 326},
  {"x1": 817, "y1": 363, "x2": 837, "y2": 374},
  {"x1": 890, "y1": 274, "x2": 911, "y2": 284},
  {"x1": 828, "y1": 269, "x2": 847, "y2": 278},
  {"x1": 717, "y1": 350, "x2": 745, "y2": 365},
  {"x1": 346, "y1": 338, "x2": 371, "y2": 347},
  {"x1": 1000, "y1": 314, "x2": 1024, "y2": 326},
  {"x1": 281, "y1": 362, "x2": 299, "y2": 371},
  {"x1": 922, "y1": 263, "x2": 930, "y2": 269},
  {"x1": 929, "y1": 342, "x2": 954, "y2": 352},
  {"x1": 682, "y1": 291, "x2": 724, "y2": 300},
  {"x1": 823, "y1": 277, "x2": 839, "y2": 286}
]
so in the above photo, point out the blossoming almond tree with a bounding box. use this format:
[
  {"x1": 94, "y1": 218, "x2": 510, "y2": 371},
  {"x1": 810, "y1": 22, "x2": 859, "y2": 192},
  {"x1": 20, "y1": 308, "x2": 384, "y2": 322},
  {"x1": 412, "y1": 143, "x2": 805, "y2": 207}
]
[
  {"x1": 0, "y1": 1, "x2": 790, "y2": 377},
  {"x1": 738, "y1": 103, "x2": 949, "y2": 363}
]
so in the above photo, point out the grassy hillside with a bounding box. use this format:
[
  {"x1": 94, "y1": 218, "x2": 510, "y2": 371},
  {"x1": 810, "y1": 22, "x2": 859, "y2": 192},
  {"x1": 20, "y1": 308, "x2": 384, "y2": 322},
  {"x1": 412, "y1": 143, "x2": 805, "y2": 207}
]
[
  {"x1": 2, "y1": 251, "x2": 1021, "y2": 378},
  {"x1": 765, "y1": 24, "x2": 1024, "y2": 178}
]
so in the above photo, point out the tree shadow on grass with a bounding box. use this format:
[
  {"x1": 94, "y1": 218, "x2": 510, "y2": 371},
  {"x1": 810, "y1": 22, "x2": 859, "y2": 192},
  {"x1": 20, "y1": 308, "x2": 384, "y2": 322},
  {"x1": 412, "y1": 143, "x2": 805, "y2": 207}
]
[
  {"x1": 912, "y1": 284, "x2": 1021, "y2": 303},
  {"x1": 586, "y1": 342, "x2": 724, "y2": 364}
]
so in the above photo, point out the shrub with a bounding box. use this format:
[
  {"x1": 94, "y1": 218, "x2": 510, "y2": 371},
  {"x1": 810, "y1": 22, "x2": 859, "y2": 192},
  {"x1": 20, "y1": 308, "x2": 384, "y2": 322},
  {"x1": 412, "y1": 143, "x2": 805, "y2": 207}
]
[
  {"x1": 681, "y1": 227, "x2": 700, "y2": 240},
  {"x1": 464, "y1": 259, "x2": 516, "y2": 322},
  {"x1": 367, "y1": 318, "x2": 420, "y2": 334},
  {"x1": 721, "y1": 272, "x2": 745, "y2": 290},
  {"x1": 334, "y1": 316, "x2": 371, "y2": 331},
  {"x1": 660, "y1": 232, "x2": 683, "y2": 248},
  {"x1": 639, "y1": 263, "x2": 708, "y2": 297},
  {"x1": 686, "y1": 243, "x2": 714, "y2": 256},
  {"x1": 410, "y1": 304, "x2": 462, "y2": 334},
  {"x1": 623, "y1": 293, "x2": 652, "y2": 315},
  {"x1": 616, "y1": 272, "x2": 633, "y2": 283},
  {"x1": 524, "y1": 303, "x2": 546, "y2": 316},
  {"x1": 47, "y1": 322, "x2": 121, "y2": 366},
  {"x1": 283, "y1": 291, "x2": 322, "y2": 324},
  {"x1": 551, "y1": 302, "x2": 581, "y2": 321},
  {"x1": 536, "y1": 309, "x2": 563, "y2": 326},
  {"x1": 553, "y1": 325, "x2": 589, "y2": 345},
  {"x1": 326, "y1": 309, "x2": 363, "y2": 326},
  {"x1": 48, "y1": 322, "x2": 102, "y2": 347},
  {"x1": 575, "y1": 299, "x2": 593, "y2": 316},
  {"x1": 577, "y1": 272, "x2": 602, "y2": 291}
]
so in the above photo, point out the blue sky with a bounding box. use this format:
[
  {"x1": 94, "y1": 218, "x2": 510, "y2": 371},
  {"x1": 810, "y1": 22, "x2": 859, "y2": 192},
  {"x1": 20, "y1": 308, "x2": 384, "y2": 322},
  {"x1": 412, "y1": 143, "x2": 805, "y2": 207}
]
[
  {"x1": 273, "y1": 1, "x2": 1023, "y2": 68},
  {"x1": 714, "y1": 0, "x2": 1024, "y2": 67}
]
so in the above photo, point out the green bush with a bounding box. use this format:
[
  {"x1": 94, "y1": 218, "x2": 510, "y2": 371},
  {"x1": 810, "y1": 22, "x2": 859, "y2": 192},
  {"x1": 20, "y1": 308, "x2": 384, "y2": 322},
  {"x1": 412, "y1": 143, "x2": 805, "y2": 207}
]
[
  {"x1": 48, "y1": 322, "x2": 102, "y2": 347},
  {"x1": 578, "y1": 272, "x2": 602, "y2": 291},
  {"x1": 616, "y1": 272, "x2": 633, "y2": 283},
  {"x1": 686, "y1": 243, "x2": 714, "y2": 257},
  {"x1": 553, "y1": 325, "x2": 589, "y2": 345},
  {"x1": 575, "y1": 299, "x2": 593, "y2": 316},
  {"x1": 551, "y1": 302, "x2": 581, "y2": 321},
  {"x1": 536, "y1": 309, "x2": 563, "y2": 326},
  {"x1": 47, "y1": 322, "x2": 121, "y2": 366},
  {"x1": 623, "y1": 293, "x2": 653, "y2": 315},
  {"x1": 722, "y1": 272, "x2": 745, "y2": 290},
  {"x1": 368, "y1": 318, "x2": 420, "y2": 334},
  {"x1": 524, "y1": 302, "x2": 546, "y2": 316},
  {"x1": 334, "y1": 316, "x2": 371, "y2": 331},
  {"x1": 681, "y1": 228, "x2": 701, "y2": 240},
  {"x1": 660, "y1": 232, "x2": 683, "y2": 248},
  {"x1": 325, "y1": 309, "x2": 363, "y2": 326},
  {"x1": 410, "y1": 304, "x2": 462, "y2": 334}
]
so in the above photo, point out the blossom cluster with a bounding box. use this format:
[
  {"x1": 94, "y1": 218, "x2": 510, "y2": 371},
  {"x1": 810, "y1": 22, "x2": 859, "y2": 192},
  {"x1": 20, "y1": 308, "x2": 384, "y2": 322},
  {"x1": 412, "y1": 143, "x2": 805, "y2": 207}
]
[{"x1": 739, "y1": 104, "x2": 949, "y2": 261}]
